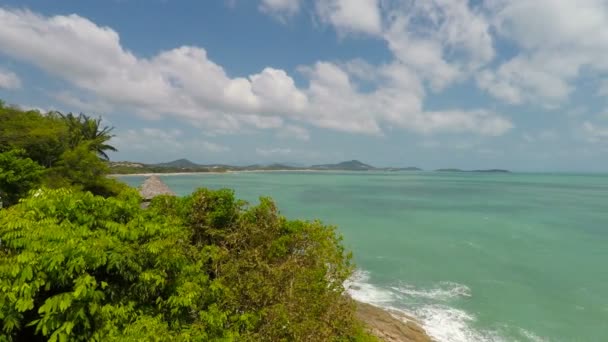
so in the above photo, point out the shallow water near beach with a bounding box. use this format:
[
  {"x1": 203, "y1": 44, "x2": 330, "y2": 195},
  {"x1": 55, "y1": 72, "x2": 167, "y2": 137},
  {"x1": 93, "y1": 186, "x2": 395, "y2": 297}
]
[{"x1": 120, "y1": 171, "x2": 608, "y2": 342}]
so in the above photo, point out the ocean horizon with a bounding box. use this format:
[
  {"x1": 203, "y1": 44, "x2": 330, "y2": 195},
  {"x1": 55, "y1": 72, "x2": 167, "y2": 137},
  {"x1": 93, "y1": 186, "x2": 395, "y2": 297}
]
[{"x1": 120, "y1": 171, "x2": 608, "y2": 342}]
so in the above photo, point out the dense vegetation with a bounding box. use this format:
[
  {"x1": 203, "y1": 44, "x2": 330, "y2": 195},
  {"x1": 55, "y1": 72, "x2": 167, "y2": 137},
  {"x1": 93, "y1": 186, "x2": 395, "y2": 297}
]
[
  {"x1": 0, "y1": 101, "x2": 125, "y2": 206},
  {"x1": 108, "y1": 163, "x2": 229, "y2": 175},
  {"x1": 0, "y1": 101, "x2": 375, "y2": 341}
]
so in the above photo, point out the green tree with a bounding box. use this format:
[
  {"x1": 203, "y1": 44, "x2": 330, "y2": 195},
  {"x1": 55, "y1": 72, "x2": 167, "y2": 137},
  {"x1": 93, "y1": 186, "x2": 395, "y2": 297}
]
[
  {"x1": 61, "y1": 113, "x2": 117, "y2": 160},
  {"x1": 47, "y1": 143, "x2": 126, "y2": 197},
  {"x1": 0, "y1": 150, "x2": 44, "y2": 206},
  {"x1": 0, "y1": 106, "x2": 67, "y2": 167},
  {"x1": 0, "y1": 187, "x2": 373, "y2": 341}
]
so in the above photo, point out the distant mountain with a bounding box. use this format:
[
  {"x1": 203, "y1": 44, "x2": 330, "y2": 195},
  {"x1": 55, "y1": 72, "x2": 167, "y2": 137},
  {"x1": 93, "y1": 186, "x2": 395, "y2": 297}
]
[
  {"x1": 310, "y1": 160, "x2": 375, "y2": 171},
  {"x1": 242, "y1": 163, "x2": 296, "y2": 170},
  {"x1": 154, "y1": 158, "x2": 201, "y2": 168}
]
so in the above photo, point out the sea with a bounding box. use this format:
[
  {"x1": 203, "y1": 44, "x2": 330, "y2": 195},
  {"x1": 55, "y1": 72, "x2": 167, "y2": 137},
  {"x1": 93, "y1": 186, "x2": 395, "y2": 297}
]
[{"x1": 119, "y1": 171, "x2": 608, "y2": 342}]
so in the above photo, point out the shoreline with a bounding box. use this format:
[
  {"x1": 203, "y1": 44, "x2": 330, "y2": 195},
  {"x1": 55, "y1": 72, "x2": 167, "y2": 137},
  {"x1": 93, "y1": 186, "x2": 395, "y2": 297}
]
[
  {"x1": 355, "y1": 301, "x2": 432, "y2": 342},
  {"x1": 108, "y1": 169, "x2": 358, "y2": 177},
  {"x1": 109, "y1": 171, "x2": 235, "y2": 177}
]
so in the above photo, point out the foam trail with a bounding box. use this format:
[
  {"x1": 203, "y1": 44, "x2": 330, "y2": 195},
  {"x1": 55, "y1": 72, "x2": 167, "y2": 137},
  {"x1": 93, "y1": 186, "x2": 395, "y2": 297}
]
[{"x1": 391, "y1": 281, "x2": 472, "y2": 300}]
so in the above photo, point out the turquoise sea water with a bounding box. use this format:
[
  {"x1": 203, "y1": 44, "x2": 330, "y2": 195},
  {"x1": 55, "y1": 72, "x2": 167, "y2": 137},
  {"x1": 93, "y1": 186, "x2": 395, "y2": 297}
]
[{"x1": 119, "y1": 171, "x2": 608, "y2": 342}]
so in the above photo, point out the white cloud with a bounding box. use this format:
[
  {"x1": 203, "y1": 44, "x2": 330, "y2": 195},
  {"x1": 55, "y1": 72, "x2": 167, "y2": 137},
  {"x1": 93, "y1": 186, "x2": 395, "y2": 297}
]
[
  {"x1": 476, "y1": 54, "x2": 572, "y2": 106},
  {"x1": 315, "y1": 0, "x2": 383, "y2": 36},
  {"x1": 54, "y1": 91, "x2": 113, "y2": 114},
  {"x1": 582, "y1": 121, "x2": 608, "y2": 143},
  {"x1": 19, "y1": 104, "x2": 50, "y2": 113},
  {"x1": 313, "y1": 0, "x2": 495, "y2": 90},
  {"x1": 0, "y1": 68, "x2": 21, "y2": 89},
  {"x1": 299, "y1": 61, "x2": 511, "y2": 136},
  {"x1": 384, "y1": 0, "x2": 494, "y2": 90},
  {"x1": 255, "y1": 147, "x2": 292, "y2": 156},
  {"x1": 480, "y1": 0, "x2": 608, "y2": 105},
  {"x1": 0, "y1": 7, "x2": 512, "y2": 138},
  {"x1": 259, "y1": 0, "x2": 301, "y2": 20},
  {"x1": 0, "y1": 9, "x2": 304, "y2": 133},
  {"x1": 113, "y1": 128, "x2": 230, "y2": 154}
]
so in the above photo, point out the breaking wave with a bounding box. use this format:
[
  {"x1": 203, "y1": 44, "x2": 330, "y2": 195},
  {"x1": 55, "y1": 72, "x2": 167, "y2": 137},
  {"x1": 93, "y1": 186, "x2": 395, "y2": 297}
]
[{"x1": 345, "y1": 269, "x2": 547, "y2": 342}]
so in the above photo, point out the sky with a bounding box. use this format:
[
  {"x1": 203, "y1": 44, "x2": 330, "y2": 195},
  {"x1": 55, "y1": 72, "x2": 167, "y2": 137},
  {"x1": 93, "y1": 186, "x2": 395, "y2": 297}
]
[{"x1": 0, "y1": 0, "x2": 607, "y2": 171}]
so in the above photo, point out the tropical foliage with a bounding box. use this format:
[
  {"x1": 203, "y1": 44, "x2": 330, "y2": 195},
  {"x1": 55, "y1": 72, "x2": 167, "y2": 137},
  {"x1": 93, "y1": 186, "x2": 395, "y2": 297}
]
[
  {"x1": 60, "y1": 113, "x2": 117, "y2": 160},
  {"x1": 0, "y1": 187, "x2": 372, "y2": 341},
  {"x1": 0, "y1": 101, "x2": 123, "y2": 202},
  {"x1": 0, "y1": 99, "x2": 375, "y2": 341},
  {"x1": 0, "y1": 150, "x2": 44, "y2": 206}
]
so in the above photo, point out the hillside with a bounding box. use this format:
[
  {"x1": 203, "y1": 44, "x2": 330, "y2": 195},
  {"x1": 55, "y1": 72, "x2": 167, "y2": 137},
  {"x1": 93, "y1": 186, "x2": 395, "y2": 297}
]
[
  {"x1": 153, "y1": 158, "x2": 201, "y2": 168},
  {"x1": 310, "y1": 160, "x2": 375, "y2": 171}
]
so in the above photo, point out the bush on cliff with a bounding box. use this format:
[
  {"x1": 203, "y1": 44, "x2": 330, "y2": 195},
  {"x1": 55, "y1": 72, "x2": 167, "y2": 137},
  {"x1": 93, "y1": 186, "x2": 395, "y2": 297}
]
[{"x1": 0, "y1": 187, "x2": 373, "y2": 341}]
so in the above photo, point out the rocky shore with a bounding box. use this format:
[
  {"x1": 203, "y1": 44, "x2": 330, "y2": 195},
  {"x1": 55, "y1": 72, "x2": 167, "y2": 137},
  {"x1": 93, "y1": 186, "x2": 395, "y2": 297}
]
[{"x1": 356, "y1": 302, "x2": 433, "y2": 342}]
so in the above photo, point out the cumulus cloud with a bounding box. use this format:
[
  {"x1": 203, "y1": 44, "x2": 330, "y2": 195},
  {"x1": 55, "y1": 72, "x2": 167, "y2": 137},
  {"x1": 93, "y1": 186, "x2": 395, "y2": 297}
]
[
  {"x1": 480, "y1": 0, "x2": 608, "y2": 105},
  {"x1": 299, "y1": 61, "x2": 511, "y2": 136},
  {"x1": 0, "y1": 7, "x2": 512, "y2": 138},
  {"x1": 0, "y1": 68, "x2": 21, "y2": 89},
  {"x1": 315, "y1": 0, "x2": 383, "y2": 36},
  {"x1": 384, "y1": 0, "x2": 494, "y2": 90},
  {"x1": 259, "y1": 0, "x2": 301, "y2": 20},
  {"x1": 309, "y1": 0, "x2": 608, "y2": 107},
  {"x1": 313, "y1": 0, "x2": 494, "y2": 90}
]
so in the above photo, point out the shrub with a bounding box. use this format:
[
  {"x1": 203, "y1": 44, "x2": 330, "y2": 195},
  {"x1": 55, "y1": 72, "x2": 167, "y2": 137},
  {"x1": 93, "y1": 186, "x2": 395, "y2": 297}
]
[
  {"x1": 0, "y1": 187, "x2": 372, "y2": 341},
  {"x1": 0, "y1": 150, "x2": 44, "y2": 206}
]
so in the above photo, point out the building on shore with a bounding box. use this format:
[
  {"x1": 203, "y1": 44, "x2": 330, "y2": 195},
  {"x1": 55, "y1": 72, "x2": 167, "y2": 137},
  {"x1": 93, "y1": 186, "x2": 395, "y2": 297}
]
[{"x1": 139, "y1": 175, "x2": 175, "y2": 207}]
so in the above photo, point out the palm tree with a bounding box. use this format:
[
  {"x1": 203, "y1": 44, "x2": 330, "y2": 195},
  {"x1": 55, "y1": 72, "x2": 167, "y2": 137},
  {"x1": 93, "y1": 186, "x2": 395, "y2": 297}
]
[{"x1": 60, "y1": 113, "x2": 118, "y2": 160}]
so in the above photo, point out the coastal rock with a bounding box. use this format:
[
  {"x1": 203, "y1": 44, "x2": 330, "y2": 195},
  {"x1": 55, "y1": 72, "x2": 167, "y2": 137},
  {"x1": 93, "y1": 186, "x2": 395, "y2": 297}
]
[{"x1": 356, "y1": 302, "x2": 433, "y2": 342}]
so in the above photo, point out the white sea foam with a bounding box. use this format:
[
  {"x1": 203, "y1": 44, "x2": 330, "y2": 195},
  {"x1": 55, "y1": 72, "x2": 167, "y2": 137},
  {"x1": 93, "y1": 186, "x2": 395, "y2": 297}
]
[
  {"x1": 345, "y1": 270, "x2": 395, "y2": 304},
  {"x1": 391, "y1": 281, "x2": 472, "y2": 300},
  {"x1": 345, "y1": 270, "x2": 547, "y2": 342},
  {"x1": 414, "y1": 305, "x2": 506, "y2": 342}
]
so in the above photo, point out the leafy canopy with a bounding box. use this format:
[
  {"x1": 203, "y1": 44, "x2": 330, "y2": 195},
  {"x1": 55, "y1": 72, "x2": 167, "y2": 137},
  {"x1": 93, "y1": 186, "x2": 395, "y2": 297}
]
[
  {"x1": 0, "y1": 150, "x2": 45, "y2": 206},
  {"x1": 0, "y1": 101, "x2": 124, "y2": 204},
  {"x1": 0, "y1": 187, "x2": 373, "y2": 341}
]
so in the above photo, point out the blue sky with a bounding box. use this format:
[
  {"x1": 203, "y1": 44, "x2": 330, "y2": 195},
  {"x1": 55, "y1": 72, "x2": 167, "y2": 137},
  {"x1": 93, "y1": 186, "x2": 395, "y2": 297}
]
[{"x1": 0, "y1": 0, "x2": 607, "y2": 171}]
